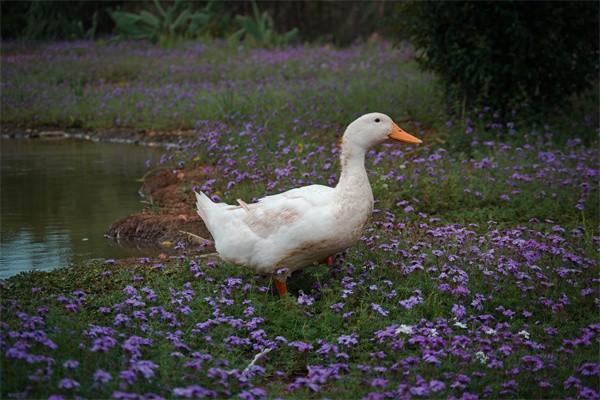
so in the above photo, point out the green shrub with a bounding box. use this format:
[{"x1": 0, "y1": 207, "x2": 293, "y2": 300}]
[
  {"x1": 399, "y1": 2, "x2": 599, "y2": 116},
  {"x1": 230, "y1": 2, "x2": 298, "y2": 48},
  {"x1": 4, "y1": 1, "x2": 99, "y2": 40},
  {"x1": 110, "y1": 0, "x2": 229, "y2": 46}
]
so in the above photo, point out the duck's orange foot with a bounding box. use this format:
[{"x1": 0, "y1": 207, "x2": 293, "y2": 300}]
[
  {"x1": 274, "y1": 279, "x2": 287, "y2": 297},
  {"x1": 322, "y1": 256, "x2": 335, "y2": 267}
]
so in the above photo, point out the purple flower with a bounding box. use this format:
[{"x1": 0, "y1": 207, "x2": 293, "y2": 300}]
[
  {"x1": 62, "y1": 359, "x2": 79, "y2": 369},
  {"x1": 538, "y1": 380, "x2": 552, "y2": 389},
  {"x1": 172, "y1": 385, "x2": 217, "y2": 398},
  {"x1": 288, "y1": 341, "x2": 313, "y2": 352},
  {"x1": 337, "y1": 333, "x2": 359, "y2": 347},
  {"x1": 91, "y1": 335, "x2": 117, "y2": 352},
  {"x1": 521, "y1": 355, "x2": 544, "y2": 372},
  {"x1": 297, "y1": 291, "x2": 315, "y2": 306},
  {"x1": 564, "y1": 376, "x2": 582, "y2": 389},
  {"x1": 123, "y1": 285, "x2": 138, "y2": 296},
  {"x1": 429, "y1": 380, "x2": 445, "y2": 392},
  {"x1": 93, "y1": 369, "x2": 112, "y2": 384},
  {"x1": 225, "y1": 335, "x2": 251, "y2": 347},
  {"x1": 399, "y1": 291, "x2": 423, "y2": 309},
  {"x1": 578, "y1": 362, "x2": 600, "y2": 377},
  {"x1": 114, "y1": 313, "x2": 131, "y2": 326},
  {"x1": 451, "y1": 304, "x2": 466, "y2": 319},
  {"x1": 58, "y1": 378, "x2": 80, "y2": 390},
  {"x1": 287, "y1": 363, "x2": 347, "y2": 392},
  {"x1": 578, "y1": 387, "x2": 600, "y2": 400},
  {"x1": 120, "y1": 369, "x2": 137, "y2": 385},
  {"x1": 239, "y1": 388, "x2": 267, "y2": 400},
  {"x1": 132, "y1": 359, "x2": 159, "y2": 379},
  {"x1": 451, "y1": 374, "x2": 471, "y2": 390},
  {"x1": 112, "y1": 391, "x2": 142, "y2": 399},
  {"x1": 409, "y1": 385, "x2": 429, "y2": 396},
  {"x1": 122, "y1": 335, "x2": 153, "y2": 359},
  {"x1": 371, "y1": 303, "x2": 389, "y2": 317},
  {"x1": 363, "y1": 393, "x2": 385, "y2": 400},
  {"x1": 370, "y1": 378, "x2": 388, "y2": 388}
]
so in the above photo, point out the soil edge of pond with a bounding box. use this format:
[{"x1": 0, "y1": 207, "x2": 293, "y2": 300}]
[
  {"x1": 105, "y1": 167, "x2": 216, "y2": 254},
  {"x1": 2, "y1": 126, "x2": 206, "y2": 148}
]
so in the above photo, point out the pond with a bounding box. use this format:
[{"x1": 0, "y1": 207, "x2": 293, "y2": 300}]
[{"x1": 0, "y1": 138, "x2": 165, "y2": 278}]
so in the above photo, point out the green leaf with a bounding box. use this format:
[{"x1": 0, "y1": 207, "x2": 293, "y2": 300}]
[
  {"x1": 171, "y1": 9, "x2": 191, "y2": 32},
  {"x1": 153, "y1": 0, "x2": 167, "y2": 18},
  {"x1": 139, "y1": 10, "x2": 160, "y2": 30}
]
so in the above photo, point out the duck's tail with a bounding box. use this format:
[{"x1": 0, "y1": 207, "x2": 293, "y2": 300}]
[{"x1": 195, "y1": 191, "x2": 215, "y2": 229}]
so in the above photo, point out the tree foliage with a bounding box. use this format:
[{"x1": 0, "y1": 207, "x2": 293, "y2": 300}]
[
  {"x1": 1, "y1": 1, "x2": 392, "y2": 45},
  {"x1": 399, "y1": 1, "x2": 600, "y2": 115},
  {"x1": 0, "y1": 1, "x2": 113, "y2": 40}
]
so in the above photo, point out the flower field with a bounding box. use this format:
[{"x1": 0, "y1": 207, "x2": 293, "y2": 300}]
[{"x1": 1, "y1": 40, "x2": 599, "y2": 399}]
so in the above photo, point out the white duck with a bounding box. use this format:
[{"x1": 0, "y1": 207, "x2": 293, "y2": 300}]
[{"x1": 195, "y1": 112, "x2": 422, "y2": 296}]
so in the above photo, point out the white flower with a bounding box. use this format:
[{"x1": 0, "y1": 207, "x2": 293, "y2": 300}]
[
  {"x1": 484, "y1": 328, "x2": 497, "y2": 335},
  {"x1": 517, "y1": 330, "x2": 530, "y2": 339},
  {"x1": 429, "y1": 328, "x2": 439, "y2": 337},
  {"x1": 453, "y1": 321, "x2": 467, "y2": 329},
  {"x1": 474, "y1": 351, "x2": 488, "y2": 364},
  {"x1": 395, "y1": 324, "x2": 414, "y2": 335}
]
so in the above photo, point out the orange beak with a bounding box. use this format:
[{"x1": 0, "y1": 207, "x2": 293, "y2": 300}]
[{"x1": 388, "y1": 122, "x2": 422, "y2": 144}]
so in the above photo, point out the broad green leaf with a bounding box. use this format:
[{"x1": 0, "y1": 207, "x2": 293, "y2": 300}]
[{"x1": 139, "y1": 10, "x2": 160, "y2": 29}]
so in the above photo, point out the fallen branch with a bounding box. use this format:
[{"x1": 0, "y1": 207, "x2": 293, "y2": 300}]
[
  {"x1": 242, "y1": 347, "x2": 272, "y2": 373},
  {"x1": 179, "y1": 230, "x2": 214, "y2": 245},
  {"x1": 195, "y1": 253, "x2": 219, "y2": 258}
]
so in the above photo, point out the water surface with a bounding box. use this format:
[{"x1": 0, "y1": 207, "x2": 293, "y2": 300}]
[{"x1": 1, "y1": 138, "x2": 163, "y2": 278}]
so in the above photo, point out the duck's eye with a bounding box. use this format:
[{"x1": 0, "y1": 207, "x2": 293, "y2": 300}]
[{"x1": 375, "y1": 118, "x2": 381, "y2": 123}]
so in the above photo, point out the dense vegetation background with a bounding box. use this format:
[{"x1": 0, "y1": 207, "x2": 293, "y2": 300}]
[
  {"x1": 1, "y1": 1, "x2": 392, "y2": 45},
  {"x1": 2, "y1": 0, "x2": 598, "y2": 121}
]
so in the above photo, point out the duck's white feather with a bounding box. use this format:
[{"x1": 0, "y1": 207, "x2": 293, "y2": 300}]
[{"x1": 195, "y1": 184, "x2": 348, "y2": 275}]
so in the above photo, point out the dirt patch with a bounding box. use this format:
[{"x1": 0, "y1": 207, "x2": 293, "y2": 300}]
[{"x1": 106, "y1": 167, "x2": 215, "y2": 250}]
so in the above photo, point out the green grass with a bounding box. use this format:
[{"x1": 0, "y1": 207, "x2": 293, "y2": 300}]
[
  {"x1": 2, "y1": 224, "x2": 597, "y2": 398},
  {"x1": 1, "y1": 39, "x2": 598, "y2": 399},
  {"x1": 1, "y1": 41, "x2": 442, "y2": 132}
]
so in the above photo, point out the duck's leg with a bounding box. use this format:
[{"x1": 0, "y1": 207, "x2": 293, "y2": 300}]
[
  {"x1": 274, "y1": 279, "x2": 287, "y2": 297},
  {"x1": 322, "y1": 256, "x2": 335, "y2": 267}
]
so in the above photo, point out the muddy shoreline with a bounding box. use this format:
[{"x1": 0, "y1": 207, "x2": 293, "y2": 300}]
[
  {"x1": 105, "y1": 167, "x2": 214, "y2": 251},
  {"x1": 1, "y1": 126, "x2": 201, "y2": 148}
]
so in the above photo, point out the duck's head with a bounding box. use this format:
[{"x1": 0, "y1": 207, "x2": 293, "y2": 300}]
[{"x1": 343, "y1": 112, "x2": 422, "y2": 150}]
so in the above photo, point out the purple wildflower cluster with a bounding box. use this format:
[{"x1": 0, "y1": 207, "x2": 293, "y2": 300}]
[
  {"x1": 1, "y1": 40, "x2": 410, "y2": 132},
  {"x1": 1, "y1": 40, "x2": 598, "y2": 399}
]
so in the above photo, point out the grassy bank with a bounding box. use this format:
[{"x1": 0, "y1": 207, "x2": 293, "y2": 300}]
[
  {"x1": 1, "y1": 40, "x2": 599, "y2": 399},
  {"x1": 1, "y1": 40, "x2": 440, "y2": 133}
]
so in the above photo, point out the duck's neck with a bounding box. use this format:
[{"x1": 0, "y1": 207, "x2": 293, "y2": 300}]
[{"x1": 336, "y1": 141, "x2": 370, "y2": 193}]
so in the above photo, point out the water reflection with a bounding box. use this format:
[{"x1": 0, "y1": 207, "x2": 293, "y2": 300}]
[{"x1": 0, "y1": 138, "x2": 163, "y2": 278}]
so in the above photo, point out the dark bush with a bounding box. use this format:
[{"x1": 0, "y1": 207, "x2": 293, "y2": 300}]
[
  {"x1": 1, "y1": 1, "x2": 120, "y2": 40},
  {"x1": 1, "y1": 1, "x2": 394, "y2": 45},
  {"x1": 399, "y1": 1, "x2": 599, "y2": 116}
]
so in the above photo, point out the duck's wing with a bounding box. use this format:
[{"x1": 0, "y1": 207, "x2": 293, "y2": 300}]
[
  {"x1": 241, "y1": 185, "x2": 335, "y2": 238},
  {"x1": 260, "y1": 184, "x2": 333, "y2": 205}
]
